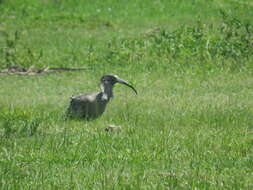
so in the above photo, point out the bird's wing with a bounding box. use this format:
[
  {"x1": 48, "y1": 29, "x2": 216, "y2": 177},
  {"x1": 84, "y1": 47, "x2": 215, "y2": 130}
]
[
  {"x1": 68, "y1": 92, "x2": 102, "y2": 119},
  {"x1": 71, "y1": 92, "x2": 99, "y2": 102}
]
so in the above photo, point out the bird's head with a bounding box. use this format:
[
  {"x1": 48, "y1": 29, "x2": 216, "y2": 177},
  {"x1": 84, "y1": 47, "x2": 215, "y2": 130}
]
[{"x1": 100, "y1": 74, "x2": 137, "y2": 100}]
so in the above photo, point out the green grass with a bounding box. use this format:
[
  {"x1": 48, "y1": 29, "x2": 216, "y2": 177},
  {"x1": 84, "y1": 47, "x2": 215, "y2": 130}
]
[{"x1": 0, "y1": 0, "x2": 253, "y2": 189}]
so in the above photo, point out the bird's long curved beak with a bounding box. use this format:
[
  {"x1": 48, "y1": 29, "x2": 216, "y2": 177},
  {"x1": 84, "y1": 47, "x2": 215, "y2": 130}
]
[{"x1": 116, "y1": 78, "x2": 137, "y2": 94}]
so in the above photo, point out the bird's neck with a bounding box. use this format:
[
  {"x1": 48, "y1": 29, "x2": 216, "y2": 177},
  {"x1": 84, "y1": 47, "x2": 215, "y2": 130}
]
[{"x1": 100, "y1": 84, "x2": 114, "y2": 101}]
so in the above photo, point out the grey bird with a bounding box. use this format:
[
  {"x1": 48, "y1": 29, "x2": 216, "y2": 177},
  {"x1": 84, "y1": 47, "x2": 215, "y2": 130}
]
[{"x1": 67, "y1": 74, "x2": 137, "y2": 120}]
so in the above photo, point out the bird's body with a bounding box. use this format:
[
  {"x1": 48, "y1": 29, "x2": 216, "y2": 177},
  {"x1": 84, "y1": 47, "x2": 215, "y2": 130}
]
[
  {"x1": 67, "y1": 74, "x2": 137, "y2": 120},
  {"x1": 67, "y1": 92, "x2": 107, "y2": 119}
]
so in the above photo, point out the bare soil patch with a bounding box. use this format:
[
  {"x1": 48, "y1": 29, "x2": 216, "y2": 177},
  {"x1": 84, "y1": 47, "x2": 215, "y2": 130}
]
[{"x1": 0, "y1": 66, "x2": 88, "y2": 75}]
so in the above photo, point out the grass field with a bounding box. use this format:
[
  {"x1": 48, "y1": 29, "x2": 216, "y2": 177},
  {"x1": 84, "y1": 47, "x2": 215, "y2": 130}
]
[{"x1": 0, "y1": 0, "x2": 253, "y2": 189}]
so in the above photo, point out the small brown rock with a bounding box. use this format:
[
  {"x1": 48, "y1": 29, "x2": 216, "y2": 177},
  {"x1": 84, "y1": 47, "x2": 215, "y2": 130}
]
[{"x1": 105, "y1": 125, "x2": 122, "y2": 132}]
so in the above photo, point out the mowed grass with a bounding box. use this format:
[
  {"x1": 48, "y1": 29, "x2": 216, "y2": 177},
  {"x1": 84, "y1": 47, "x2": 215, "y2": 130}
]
[
  {"x1": 0, "y1": 0, "x2": 253, "y2": 189},
  {"x1": 1, "y1": 71, "x2": 252, "y2": 189}
]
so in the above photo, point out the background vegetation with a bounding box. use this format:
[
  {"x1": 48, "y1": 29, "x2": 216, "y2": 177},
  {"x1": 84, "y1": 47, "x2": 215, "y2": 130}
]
[{"x1": 0, "y1": 0, "x2": 252, "y2": 189}]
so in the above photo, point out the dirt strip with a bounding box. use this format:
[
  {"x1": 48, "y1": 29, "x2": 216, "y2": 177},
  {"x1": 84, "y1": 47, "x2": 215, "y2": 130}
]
[{"x1": 0, "y1": 66, "x2": 89, "y2": 75}]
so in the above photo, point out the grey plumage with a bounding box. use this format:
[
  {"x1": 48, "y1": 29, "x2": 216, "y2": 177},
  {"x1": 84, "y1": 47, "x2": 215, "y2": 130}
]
[{"x1": 67, "y1": 74, "x2": 137, "y2": 120}]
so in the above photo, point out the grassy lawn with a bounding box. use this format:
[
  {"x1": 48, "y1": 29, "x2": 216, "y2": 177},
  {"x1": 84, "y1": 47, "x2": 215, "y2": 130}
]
[{"x1": 0, "y1": 0, "x2": 253, "y2": 189}]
